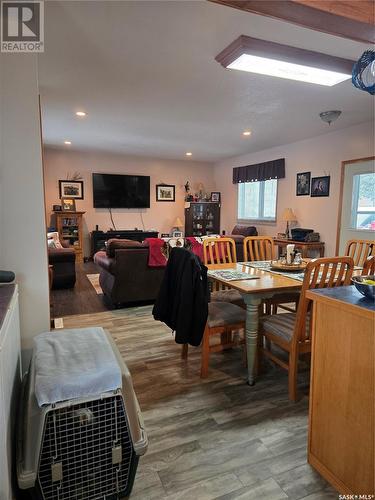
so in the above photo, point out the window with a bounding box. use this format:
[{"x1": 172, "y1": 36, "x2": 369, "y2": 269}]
[
  {"x1": 238, "y1": 179, "x2": 277, "y2": 222},
  {"x1": 351, "y1": 173, "x2": 375, "y2": 230}
]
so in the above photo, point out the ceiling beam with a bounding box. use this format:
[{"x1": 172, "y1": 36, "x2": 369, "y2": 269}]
[{"x1": 209, "y1": 0, "x2": 375, "y2": 44}]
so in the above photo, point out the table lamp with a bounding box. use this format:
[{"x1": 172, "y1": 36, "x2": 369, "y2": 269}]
[
  {"x1": 172, "y1": 216, "x2": 184, "y2": 236},
  {"x1": 282, "y1": 208, "x2": 297, "y2": 239}
]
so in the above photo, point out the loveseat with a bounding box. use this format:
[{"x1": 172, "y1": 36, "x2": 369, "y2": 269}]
[
  {"x1": 48, "y1": 246, "x2": 76, "y2": 289},
  {"x1": 94, "y1": 239, "x2": 165, "y2": 306}
]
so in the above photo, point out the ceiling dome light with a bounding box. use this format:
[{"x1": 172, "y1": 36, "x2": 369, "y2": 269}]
[
  {"x1": 186, "y1": 152, "x2": 192, "y2": 156},
  {"x1": 76, "y1": 111, "x2": 86, "y2": 117},
  {"x1": 64, "y1": 141, "x2": 72, "y2": 145},
  {"x1": 243, "y1": 130, "x2": 252, "y2": 136},
  {"x1": 319, "y1": 110, "x2": 342, "y2": 125}
]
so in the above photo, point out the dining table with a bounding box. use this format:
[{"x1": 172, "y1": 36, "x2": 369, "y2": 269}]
[{"x1": 207, "y1": 261, "x2": 305, "y2": 385}]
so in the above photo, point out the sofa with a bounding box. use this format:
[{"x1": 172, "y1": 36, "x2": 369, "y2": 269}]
[
  {"x1": 48, "y1": 245, "x2": 76, "y2": 289},
  {"x1": 94, "y1": 239, "x2": 165, "y2": 306}
]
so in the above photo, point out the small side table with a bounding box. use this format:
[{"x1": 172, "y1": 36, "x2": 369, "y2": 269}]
[{"x1": 273, "y1": 239, "x2": 325, "y2": 258}]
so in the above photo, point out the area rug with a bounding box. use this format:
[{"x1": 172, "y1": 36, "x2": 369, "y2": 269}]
[{"x1": 86, "y1": 274, "x2": 102, "y2": 294}]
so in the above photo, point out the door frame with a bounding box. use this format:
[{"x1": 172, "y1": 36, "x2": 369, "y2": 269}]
[{"x1": 335, "y1": 156, "x2": 375, "y2": 255}]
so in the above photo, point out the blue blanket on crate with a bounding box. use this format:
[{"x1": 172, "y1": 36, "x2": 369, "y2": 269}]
[{"x1": 33, "y1": 327, "x2": 122, "y2": 407}]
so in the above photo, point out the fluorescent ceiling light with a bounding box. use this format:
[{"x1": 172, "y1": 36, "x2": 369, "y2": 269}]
[
  {"x1": 216, "y1": 36, "x2": 354, "y2": 87},
  {"x1": 228, "y1": 54, "x2": 351, "y2": 86}
]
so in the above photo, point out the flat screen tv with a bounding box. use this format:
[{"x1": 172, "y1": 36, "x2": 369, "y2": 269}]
[{"x1": 92, "y1": 173, "x2": 150, "y2": 208}]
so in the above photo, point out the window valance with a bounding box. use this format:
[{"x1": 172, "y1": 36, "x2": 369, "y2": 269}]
[{"x1": 232, "y1": 158, "x2": 285, "y2": 184}]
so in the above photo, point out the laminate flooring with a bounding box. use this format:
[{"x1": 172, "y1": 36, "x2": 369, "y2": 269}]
[{"x1": 62, "y1": 306, "x2": 336, "y2": 500}]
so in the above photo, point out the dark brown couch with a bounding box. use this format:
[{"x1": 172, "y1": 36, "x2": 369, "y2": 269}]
[
  {"x1": 48, "y1": 245, "x2": 76, "y2": 289},
  {"x1": 229, "y1": 225, "x2": 258, "y2": 261},
  {"x1": 94, "y1": 239, "x2": 165, "y2": 307}
]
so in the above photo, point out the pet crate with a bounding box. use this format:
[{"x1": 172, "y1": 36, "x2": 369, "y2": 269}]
[{"x1": 17, "y1": 329, "x2": 147, "y2": 500}]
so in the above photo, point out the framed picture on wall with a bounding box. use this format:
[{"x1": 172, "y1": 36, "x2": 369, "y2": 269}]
[
  {"x1": 311, "y1": 176, "x2": 330, "y2": 197},
  {"x1": 59, "y1": 180, "x2": 84, "y2": 199},
  {"x1": 210, "y1": 192, "x2": 221, "y2": 202},
  {"x1": 296, "y1": 172, "x2": 311, "y2": 196},
  {"x1": 156, "y1": 184, "x2": 175, "y2": 202}
]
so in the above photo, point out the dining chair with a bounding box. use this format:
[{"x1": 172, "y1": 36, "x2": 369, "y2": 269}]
[
  {"x1": 244, "y1": 236, "x2": 299, "y2": 314},
  {"x1": 202, "y1": 237, "x2": 244, "y2": 307},
  {"x1": 259, "y1": 256, "x2": 354, "y2": 402},
  {"x1": 362, "y1": 255, "x2": 375, "y2": 275},
  {"x1": 344, "y1": 239, "x2": 375, "y2": 267},
  {"x1": 182, "y1": 301, "x2": 246, "y2": 378},
  {"x1": 243, "y1": 236, "x2": 274, "y2": 261}
]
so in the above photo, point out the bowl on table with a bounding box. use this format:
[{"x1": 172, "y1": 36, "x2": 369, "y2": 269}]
[{"x1": 351, "y1": 275, "x2": 375, "y2": 300}]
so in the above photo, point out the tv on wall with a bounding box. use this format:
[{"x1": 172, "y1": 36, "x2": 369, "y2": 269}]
[{"x1": 92, "y1": 173, "x2": 150, "y2": 208}]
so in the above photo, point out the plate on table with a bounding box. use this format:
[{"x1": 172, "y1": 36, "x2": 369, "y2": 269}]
[{"x1": 270, "y1": 260, "x2": 307, "y2": 272}]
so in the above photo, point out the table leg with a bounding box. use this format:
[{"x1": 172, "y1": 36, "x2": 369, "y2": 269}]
[{"x1": 242, "y1": 294, "x2": 262, "y2": 385}]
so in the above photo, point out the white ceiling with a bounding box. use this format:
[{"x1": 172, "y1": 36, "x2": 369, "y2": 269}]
[{"x1": 39, "y1": 1, "x2": 373, "y2": 162}]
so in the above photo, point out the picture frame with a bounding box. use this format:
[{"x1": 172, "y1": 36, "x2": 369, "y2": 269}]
[
  {"x1": 59, "y1": 180, "x2": 84, "y2": 199},
  {"x1": 156, "y1": 184, "x2": 175, "y2": 202},
  {"x1": 61, "y1": 198, "x2": 76, "y2": 212},
  {"x1": 210, "y1": 191, "x2": 221, "y2": 202},
  {"x1": 296, "y1": 172, "x2": 311, "y2": 196},
  {"x1": 311, "y1": 176, "x2": 330, "y2": 197},
  {"x1": 172, "y1": 230, "x2": 183, "y2": 238}
]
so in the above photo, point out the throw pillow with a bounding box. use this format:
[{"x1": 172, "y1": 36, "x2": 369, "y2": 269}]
[{"x1": 47, "y1": 231, "x2": 63, "y2": 249}]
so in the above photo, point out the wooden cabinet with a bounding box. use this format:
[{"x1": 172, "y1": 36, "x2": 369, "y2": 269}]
[
  {"x1": 185, "y1": 202, "x2": 220, "y2": 237},
  {"x1": 306, "y1": 286, "x2": 374, "y2": 495},
  {"x1": 55, "y1": 211, "x2": 85, "y2": 263}
]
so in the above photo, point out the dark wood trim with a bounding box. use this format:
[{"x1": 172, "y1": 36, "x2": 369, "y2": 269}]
[
  {"x1": 215, "y1": 35, "x2": 355, "y2": 74},
  {"x1": 209, "y1": 0, "x2": 375, "y2": 44},
  {"x1": 335, "y1": 156, "x2": 375, "y2": 256}
]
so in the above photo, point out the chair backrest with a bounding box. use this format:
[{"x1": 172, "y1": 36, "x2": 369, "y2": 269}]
[
  {"x1": 293, "y1": 257, "x2": 354, "y2": 344},
  {"x1": 243, "y1": 236, "x2": 274, "y2": 261},
  {"x1": 202, "y1": 237, "x2": 237, "y2": 266},
  {"x1": 362, "y1": 255, "x2": 375, "y2": 275},
  {"x1": 344, "y1": 239, "x2": 375, "y2": 267}
]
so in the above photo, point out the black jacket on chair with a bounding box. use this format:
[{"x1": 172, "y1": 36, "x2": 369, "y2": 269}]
[{"x1": 152, "y1": 247, "x2": 209, "y2": 346}]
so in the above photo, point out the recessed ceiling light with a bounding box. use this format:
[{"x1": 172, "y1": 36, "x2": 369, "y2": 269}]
[
  {"x1": 216, "y1": 36, "x2": 354, "y2": 86},
  {"x1": 243, "y1": 130, "x2": 251, "y2": 136},
  {"x1": 75, "y1": 111, "x2": 86, "y2": 117},
  {"x1": 64, "y1": 141, "x2": 72, "y2": 145},
  {"x1": 186, "y1": 152, "x2": 192, "y2": 156}
]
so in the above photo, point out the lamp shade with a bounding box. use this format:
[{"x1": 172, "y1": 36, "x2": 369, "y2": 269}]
[
  {"x1": 282, "y1": 208, "x2": 297, "y2": 222},
  {"x1": 174, "y1": 217, "x2": 183, "y2": 228}
]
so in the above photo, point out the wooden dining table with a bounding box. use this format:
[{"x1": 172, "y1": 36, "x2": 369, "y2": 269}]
[{"x1": 207, "y1": 262, "x2": 304, "y2": 385}]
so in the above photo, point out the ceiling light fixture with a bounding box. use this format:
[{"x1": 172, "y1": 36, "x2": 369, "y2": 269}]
[
  {"x1": 76, "y1": 111, "x2": 86, "y2": 117},
  {"x1": 319, "y1": 110, "x2": 342, "y2": 125},
  {"x1": 186, "y1": 152, "x2": 192, "y2": 156},
  {"x1": 216, "y1": 36, "x2": 354, "y2": 86},
  {"x1": 243, "y1": 130, "x2": 251, "y2": 136},
  {"x1": 64, "y1": 141, "x2": 72, "y2": 145}
]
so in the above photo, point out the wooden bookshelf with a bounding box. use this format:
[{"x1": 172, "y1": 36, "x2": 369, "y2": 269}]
[{"x1": 54, "y1": 211, "x2": 85, "y2": 263}]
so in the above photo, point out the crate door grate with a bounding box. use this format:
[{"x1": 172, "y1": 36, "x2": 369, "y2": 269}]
[{"x1": 38, "y1": 395, "x2": 134, "y2": 500}]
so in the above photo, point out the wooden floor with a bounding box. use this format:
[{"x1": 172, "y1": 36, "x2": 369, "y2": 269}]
[
  {"x1": 62, "y1": 306, "x2": 336, "y2": 500},
  {"x1": 51, "y1": 262, "x2": 108, "y2": 317}
]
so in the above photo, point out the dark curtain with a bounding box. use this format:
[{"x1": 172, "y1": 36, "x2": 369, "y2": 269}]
[{"x1": 233, "y1": 158, "x2": 285, "y2": 183}]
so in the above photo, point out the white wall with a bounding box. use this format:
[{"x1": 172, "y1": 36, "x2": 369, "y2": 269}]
[
  {"x1": 0, "y1": 54, "x2": 50, "y2": 366},
  {"x1": 43, "y1": 147, "x2": 215, "y2": 256},
  {"x1": 214, "y1": 122, "x2": 374, "y2": 257}
]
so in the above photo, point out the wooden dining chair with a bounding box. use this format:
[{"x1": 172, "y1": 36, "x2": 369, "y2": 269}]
[
  {"x1": 203, "y1": 237, "x2": 237, "y2": 265},
  {"x1": 243, "y1": 236, "x2": 274, "y2": 261},
  {"x1": 345, "y1": 239, "x2": 375, "y2": 267},
  {"x1": 182, "y1": 301, "x2": 246, "y2": 378},
  {"x1": 202, "y1": 237, "x2": 244, "y2": 307},
  {"x1": 244, "y1": 236, "x2": 299, "y2": 314},
  {"x1": 362, "y1": 255, "x2": 375, "y2": 275},
  {"x1": 259, "y1": 256, "x2": 354, "y2": 401}
]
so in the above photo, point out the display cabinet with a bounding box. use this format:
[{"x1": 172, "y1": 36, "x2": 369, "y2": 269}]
[
  {"x1": 185, "y1": 202, "x2": 220, "y2": 237},
  {"x1": 54, "y1": 211, "x2": 85, "y2": 263}
]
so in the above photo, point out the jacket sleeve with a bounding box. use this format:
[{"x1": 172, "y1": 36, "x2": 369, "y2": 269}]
[
  {"x1": 174, "y1": 259, "x2": 195, "y2": 344},
  {"x1": 190, "y1": 264, "x2": 209, "y2": 346}
]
